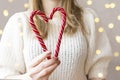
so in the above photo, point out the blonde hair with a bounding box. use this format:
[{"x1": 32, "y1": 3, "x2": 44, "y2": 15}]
[{"x1": 29, "y1": 0, "x2": 85, "y2": 38}]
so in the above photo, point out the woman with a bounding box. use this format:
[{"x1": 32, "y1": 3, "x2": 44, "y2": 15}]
[{"x1": 0, "y1": 0, "x2": 112, "y2": 80}]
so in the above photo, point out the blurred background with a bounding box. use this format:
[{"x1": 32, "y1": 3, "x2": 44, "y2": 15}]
[{"x1": 0, "y1": 0, "x2": 120, "y2": 80}]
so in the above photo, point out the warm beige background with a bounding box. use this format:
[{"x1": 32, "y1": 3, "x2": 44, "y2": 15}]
[{"x1": 0, "y1": 0, "x2": 120, "y2": 80}]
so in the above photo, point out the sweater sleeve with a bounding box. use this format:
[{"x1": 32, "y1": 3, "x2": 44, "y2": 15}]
[
  {"x1": 0, "y1": 13, "x2": 26, "y2": 78},
  {"x1": 83, "y1": 8, "x2": 113, "y2": 79}
]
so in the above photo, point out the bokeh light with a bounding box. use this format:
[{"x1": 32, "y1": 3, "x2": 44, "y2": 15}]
[
  {"x1": 110, "y1": 3, "x2": 116, "y2": 8},
  {"x1": 24, "y1": 3, "x2": 29, "y2": 9},
  {"x1": 115, "y1": 66, "x2": 120, "y2": 71},
  {"x1": 116, "y1": 36, "x2": 120, "y2": 43},
  {"x1": 3, "y1": 10, "x2": 9, "y2": 17},
  {"x1": 87, "y1": 0, "x2": 93, "y2": 5},
  {"x1": 114, "y1": 52, "x2": 119, "y2": 57},
  {"x1": 108, "y1": 23, "x2": 114, "y2": 29},
  {"x1": 98, "y1": 73, "x2": 104, "y2": 78},
  {"x1": 96, "y1": 50, "x2": 101, "y2": 55},
  {"x1": 118, "y1": 15, "x2": 120, "y2": 21},
  {"x1": 98, "y1": 27, "x2": 104, "y2": 33},
  {"x1": 8, "y1": 0, "x2": 13, "y2": 3},
  {"x1": 95, "y1": 17, "x2": 100, "y2": 23}
]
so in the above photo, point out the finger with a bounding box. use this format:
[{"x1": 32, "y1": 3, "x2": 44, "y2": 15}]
[
  {"x1": 29, "y1": 51, "x2": 51, "y2": 68},
  {"x1": 35, "y1": 60, "x2": 60, "y2": 79},
  {"x1": 29, "y1": 57, "x2": 59, "y2": 76}
]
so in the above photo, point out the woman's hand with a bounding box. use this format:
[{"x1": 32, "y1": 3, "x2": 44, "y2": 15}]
[{"x1": 25, "y1": 51, "x2": 60, "y2": 80}]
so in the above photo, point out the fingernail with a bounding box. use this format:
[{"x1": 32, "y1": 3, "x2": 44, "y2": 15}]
[
  {"x1": 48, "y1": 52, "x2": 51, "y2": 55},
  {"x1": 54, "y1": 57, "x2": 58, "y2": 60},
  {"x1": 46, "y1": 51, "x2": 51, "y2": 55},
  {"x1": 58, "y1": 60, "x2": 61, "y2": 65}
]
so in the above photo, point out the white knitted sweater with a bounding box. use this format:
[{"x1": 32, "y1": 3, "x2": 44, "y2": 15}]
[{"x1": 0, "y1": 8, "x2": 112, "y2": 80}]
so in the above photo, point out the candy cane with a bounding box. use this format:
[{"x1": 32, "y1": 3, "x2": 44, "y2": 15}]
[{"x1": 29, "y1": 7, "x2": 66, "y2": 58}]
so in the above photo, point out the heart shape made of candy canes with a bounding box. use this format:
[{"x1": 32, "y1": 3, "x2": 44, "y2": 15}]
[{"x1": 29, "y1": 7, "x2": 66, "y2": 59}]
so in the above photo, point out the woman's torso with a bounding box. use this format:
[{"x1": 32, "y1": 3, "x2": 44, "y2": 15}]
[{"x1": 20, "y1": 11, "x2": 88, "y2": 80}]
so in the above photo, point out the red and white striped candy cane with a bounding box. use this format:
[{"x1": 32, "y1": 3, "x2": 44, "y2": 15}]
[{"x1": 29, "y1": 7, "x2": 66, "y2": 59}]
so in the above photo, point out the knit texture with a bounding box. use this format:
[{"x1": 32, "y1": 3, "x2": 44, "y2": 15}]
[{"x1": 0, "y1": 8, "x2": 112, "y2": 80}]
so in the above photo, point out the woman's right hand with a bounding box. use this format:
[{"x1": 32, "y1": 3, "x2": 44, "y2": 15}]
[{"x1": 25, "y1": 51, "x2": 60, "y2": 80}]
